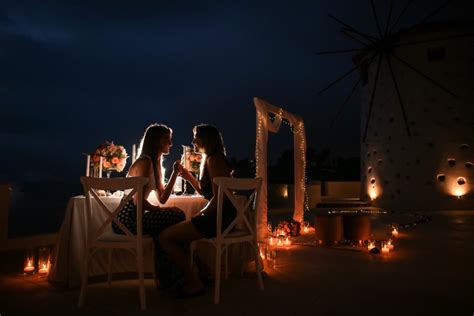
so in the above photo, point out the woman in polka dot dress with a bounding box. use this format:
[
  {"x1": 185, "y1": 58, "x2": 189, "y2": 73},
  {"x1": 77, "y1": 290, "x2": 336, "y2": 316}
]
[{"x1": 112, "y1": 123, "x2": 186, "y2": 292}]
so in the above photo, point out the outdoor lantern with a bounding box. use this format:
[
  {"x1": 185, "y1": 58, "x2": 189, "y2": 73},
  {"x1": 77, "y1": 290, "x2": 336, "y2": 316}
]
[
  {"x1": 23, "y1": 248, "x2": 35, "y2": 275},
  {"x1": 37, "y1": 247, "x2": 51, "y2": 275}
]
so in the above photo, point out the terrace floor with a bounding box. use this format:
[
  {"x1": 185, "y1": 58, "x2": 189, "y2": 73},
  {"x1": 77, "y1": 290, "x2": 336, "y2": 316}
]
[{"x1": 1, "y1": 209, "x2": 473, "y2": 316}]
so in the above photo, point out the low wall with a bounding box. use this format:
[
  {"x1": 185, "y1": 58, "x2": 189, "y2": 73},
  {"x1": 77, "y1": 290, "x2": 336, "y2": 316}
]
[
  {"x1": 324, "y1": 181, "x2": 361, "y2": 198},
  {"x1": 268, "y1": 183, "x2": 321, "y2": 209}
]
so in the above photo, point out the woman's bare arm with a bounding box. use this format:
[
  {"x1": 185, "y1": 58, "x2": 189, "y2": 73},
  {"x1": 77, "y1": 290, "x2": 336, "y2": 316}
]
[
  {"x1": 199, "y1": 155, "x2": 232, "y2": 212},
  {"x1": 158, "y1": 160, "x2": 182, "y2": 204}
]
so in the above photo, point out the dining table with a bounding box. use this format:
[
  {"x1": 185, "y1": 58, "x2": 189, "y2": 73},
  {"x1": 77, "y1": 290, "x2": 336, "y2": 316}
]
[{"x1": 47, "y1": 193, "x2": 253, "y2": 288}]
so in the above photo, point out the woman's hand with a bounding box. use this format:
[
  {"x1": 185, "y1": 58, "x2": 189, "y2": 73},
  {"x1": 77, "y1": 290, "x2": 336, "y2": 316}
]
[
  {"x1": 180, "y1": 167, "x2": 194, "y2": 181},
  {"x1": 173, "y1": 160, "x2": 183, "y2": 173}
]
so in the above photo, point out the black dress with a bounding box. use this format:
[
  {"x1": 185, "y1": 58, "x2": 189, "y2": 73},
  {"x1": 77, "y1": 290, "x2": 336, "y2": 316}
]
[
  {"x1": 111, "y1": 161, "x2": 186, "y2": 293},
  {"x1": 191, "y1": 154, "x2": 236, "y2": 238}
]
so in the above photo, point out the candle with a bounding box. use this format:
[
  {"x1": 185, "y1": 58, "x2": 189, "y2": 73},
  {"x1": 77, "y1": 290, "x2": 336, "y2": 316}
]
[
  {"x1": 387, "y1": 239, "x2": 394, "y2": 250},
  {"x1": 269, "y1": 237, "x2": 275, "y2": 246},
  {"x1": 24, "y1": 259, "x2": 35, "y2": 273},
  {"x1": 86, "y1": 155, "x2": 90, "y2": 177},
  {"x1": 37, "y1": 247, "x2": 50, "y2": 274},
  {"x1": 38, "y1": 262, "x2": 49, "y2": 274},
  {"x1": 367, "y1": 241, "x2": 375, "y2": 251},
  {"x1": 284, "y1": 237, "x2": 292, "y2": 247},
  {"x1": 382, "y1": 243, "x2": 390, "y2": 254},
  {"x1": 99, "y1": 157, "x2": 103, "y2": 178},
  {"x1": 392, "y1": 227, "x2": 399, "y2": 237},
  {"x1": 132, "y1": 144, "x2": 136, "y2": 163}
]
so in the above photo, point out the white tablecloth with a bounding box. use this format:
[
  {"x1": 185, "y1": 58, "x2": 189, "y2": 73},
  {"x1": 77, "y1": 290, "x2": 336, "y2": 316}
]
[{"x1": 48, "y1": 194, "x2": 207, "y2": 288}]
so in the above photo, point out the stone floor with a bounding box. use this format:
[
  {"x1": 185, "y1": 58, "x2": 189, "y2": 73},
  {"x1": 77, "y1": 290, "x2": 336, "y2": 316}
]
[{"x1": 1, "y1": 210, "x2": 473, "y2": 315}]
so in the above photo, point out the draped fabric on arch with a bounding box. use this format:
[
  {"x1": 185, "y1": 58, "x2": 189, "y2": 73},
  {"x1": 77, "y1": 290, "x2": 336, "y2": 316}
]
[{"x1": 254, "y1": 97, "x2": 307, "y2": 240}]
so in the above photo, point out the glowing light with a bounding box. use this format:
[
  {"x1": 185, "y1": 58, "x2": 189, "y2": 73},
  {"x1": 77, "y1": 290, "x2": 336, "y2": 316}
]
[
  {"x1": 367, "y1": 241, "x2": 375, "y2": 251},
  {"x1": 24, "y1": 259, "x2": 35, "y2": 273},
  {"x1": 369, "y1": 187, "x2": 377, "y2": 200},
  {"x1": 387, "y1": 239, "x2": 394, "y2": 250},
  {"x1": 281, "y1": 186, "x2": 288, "y2": 198},
  {"x1": 451, "y1": 187, "x2": 466, "y2": 198},
  {"x1": 381, "y1": 242, "x2": 390, "y2": 254},
  {"x1": 391, "y1": 227, "x2": 399, "y2": 237}
]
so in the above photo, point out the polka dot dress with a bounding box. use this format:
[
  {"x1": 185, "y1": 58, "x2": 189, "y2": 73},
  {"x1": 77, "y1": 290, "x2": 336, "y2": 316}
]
[
  {"x1": 112, "y1": 199, "x2": 186, "y2": 292},
  {"x1": 112, "y1": 199, "x2": 185, "y2": 236}
]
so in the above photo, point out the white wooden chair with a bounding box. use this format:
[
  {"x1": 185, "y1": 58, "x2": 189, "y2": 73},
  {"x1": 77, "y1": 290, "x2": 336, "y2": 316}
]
[
  {"x1": 190, "y1": 177, "x2": 264, "y2": 304},
  {"x1": 78, "y1": 176, "x2": 154, "y2": 310}
]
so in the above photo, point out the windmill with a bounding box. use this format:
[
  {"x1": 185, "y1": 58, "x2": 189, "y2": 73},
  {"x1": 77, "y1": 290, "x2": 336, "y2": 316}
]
[
  {"x1": 317, "y1": 0, "x2": 471, "y2": 142},
  {"x1": 317, "y1": 0, "x2": 474, "y2": 210}
]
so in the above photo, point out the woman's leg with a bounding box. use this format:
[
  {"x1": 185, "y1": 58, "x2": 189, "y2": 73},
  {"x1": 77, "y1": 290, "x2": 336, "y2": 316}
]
[
  {"x1": 159, "y1": 221, "x2": 204, "y2": 291},
  {"x1": 142, "y1": 208, "x2": 186, "y2": 289}
]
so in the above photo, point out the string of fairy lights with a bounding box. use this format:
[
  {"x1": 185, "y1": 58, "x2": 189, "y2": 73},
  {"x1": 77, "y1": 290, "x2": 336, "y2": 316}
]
[{"x1": 262, "y1": 109, "x2": 310, "y2": 215}]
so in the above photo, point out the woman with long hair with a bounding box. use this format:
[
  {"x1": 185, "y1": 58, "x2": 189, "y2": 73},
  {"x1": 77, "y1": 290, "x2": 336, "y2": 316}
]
[
  {"x1": 159, "y1": 124, "x2": 235, "y2": 298},
  {"x1": 112, "y1": 123, "x2": 186, "y2": 291}
]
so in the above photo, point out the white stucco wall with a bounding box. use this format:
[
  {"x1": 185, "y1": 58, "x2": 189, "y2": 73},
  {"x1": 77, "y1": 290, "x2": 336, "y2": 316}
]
[{"x1": 360, "y1": 22, "x2": 474, "y2": 210}]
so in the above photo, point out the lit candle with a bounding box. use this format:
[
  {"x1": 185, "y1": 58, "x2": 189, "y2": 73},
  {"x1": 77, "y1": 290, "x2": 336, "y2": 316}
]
[
  {"x1": 303, "y1": 226, "x2": 309, "y2": 234},
  {"x1": 367, "y1": 241, "x2": 375, "y2": 251},
  {"x1": 132, "y1": 144, "x2": 136, "y2": 163},
  {"x1": 24, "y1": 259, "x2": 35, "y2": 273},
  {"x1": 86, "y1": 155, "x2": 90, "y2": 177},
  {"x1": 391, "y1": 227, "x2": 399, "y2": 237},
  {"x1": 38, "y1": 262, "x2": 49, "y2": 274},
  {"x1": 269, "y1": 237, "x2": 274, "y2": 246},
  {"x1": 99, "y1": 157, "x2": 103, "y2": 178},
  {"x1": 284, "y1": 237, "x2": 292, "y2": 247},
  {"x1": 387, "y1": 239, "x2": 394, "y2": 250},
  {"x1": 381, "y1": 245, "x2": 390, "y2": 254}
]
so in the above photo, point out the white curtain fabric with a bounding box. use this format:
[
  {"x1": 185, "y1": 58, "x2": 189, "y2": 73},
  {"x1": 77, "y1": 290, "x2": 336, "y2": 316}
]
[{"x1": 254, "y1": 97, "x2": 306, "y2": 240}]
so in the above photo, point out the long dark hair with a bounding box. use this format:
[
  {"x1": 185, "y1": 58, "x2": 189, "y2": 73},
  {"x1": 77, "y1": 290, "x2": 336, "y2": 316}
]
[
  {"x1": 193, "y1": 124, "x2": 226, "y2": 156},
  {"x1": 137, "y1": 123, "x2": 171, "y2": 188}
]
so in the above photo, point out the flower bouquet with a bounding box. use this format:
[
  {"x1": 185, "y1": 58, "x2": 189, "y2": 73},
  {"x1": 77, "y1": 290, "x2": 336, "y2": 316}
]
[
  {"x1": 92, "y1": 141, "x2": 128, "y2": 177},
  {"x1": 181, "y1": 145, "x2": 202, "y2": 175},
  {"x1": 275, "y1": 219, "x2": 301, "y2": 237}
]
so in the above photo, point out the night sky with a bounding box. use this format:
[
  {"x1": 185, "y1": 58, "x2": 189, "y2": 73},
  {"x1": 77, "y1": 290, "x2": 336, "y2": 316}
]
[{"x1": 1, "y1": 0, "x2": 471, "y2": 235}]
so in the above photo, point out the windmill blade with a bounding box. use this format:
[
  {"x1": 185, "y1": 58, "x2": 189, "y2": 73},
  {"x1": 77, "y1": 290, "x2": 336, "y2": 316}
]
[
  {"x1": 329, "y1": 14, "x2": 379, "y2": 43},
  {"x1": 370, "y1": 0, "x2": 384, "y2": 38},
  {"x1": 419, "y1": 0, "x2": 453, "y2": 25},
  {"x1": 318, "y1": 53, "x2": 375, "y2": 96},
  {"x1": 384, "y1": 0, "x2": 394, "y2": 36},
  {"x1": 385, "y1": 53, "x2": 411, "y2": 137},
  {"x1": 330, "y1": 76, "x2": 362, "y2": 128},
  {"x1": 316, "y1": 48, "x2": 364, "y2": 55},
  {"x1": 389, "y1": 0, "x2": 415, "y2": 34},
  {"x1": 363, "y1": 54, "x2": 383, "y2": 142},
  {"x1": 342, "y1": 28, "x2": 373, "y2": 47},
  {"x1": 391, "y1": 53, "x2": 457, "y2": 98},
  {"x1": 394, "y1": 33, "x2": 474, "y2": 48}
]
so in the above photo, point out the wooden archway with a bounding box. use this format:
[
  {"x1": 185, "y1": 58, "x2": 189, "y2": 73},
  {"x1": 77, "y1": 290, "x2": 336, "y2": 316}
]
[{"x1": 254, "y1": 97, "x2": 307, "y2": 240}]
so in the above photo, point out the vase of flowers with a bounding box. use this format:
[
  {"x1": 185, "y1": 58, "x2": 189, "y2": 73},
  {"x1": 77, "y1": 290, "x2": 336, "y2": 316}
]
[
  {"x1": 182, "y1": 145, "x2": 202, "y2": 175},
  {"x1": 92, "y1": 141, "x2": 128, "y2": 177},
  {"x1": 181, "y1": 145, "x2": 202, "y2": 194}
]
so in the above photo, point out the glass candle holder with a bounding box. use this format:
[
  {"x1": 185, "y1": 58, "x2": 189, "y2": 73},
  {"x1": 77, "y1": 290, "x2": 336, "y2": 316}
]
[
  {"x1": 38, "y1": 247, "x2": 51, "y2": 275},
  {"x1": 23, "y1": 248, "x2": 36, "y2": 275}
]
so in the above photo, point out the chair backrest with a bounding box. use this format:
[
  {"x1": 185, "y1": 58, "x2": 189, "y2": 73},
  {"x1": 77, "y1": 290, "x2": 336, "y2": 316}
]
[
  {"x1": 213, "y1": 177, "x2": 263, "y2": 241},
  {"x1": 80, "y1": 176, "x2": 148, "y2": 246}
]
